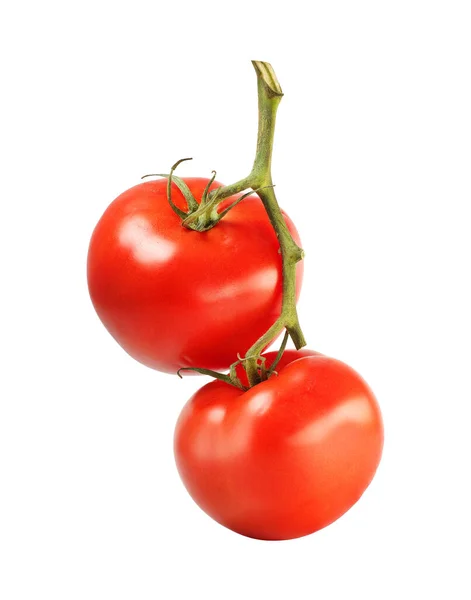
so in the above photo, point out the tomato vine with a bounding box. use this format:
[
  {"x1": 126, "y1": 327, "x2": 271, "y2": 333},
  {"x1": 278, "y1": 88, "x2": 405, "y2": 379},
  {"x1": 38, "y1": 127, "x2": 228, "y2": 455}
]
[{"x1": 177, "y1": 61, "x2": 306, "y2": 387}]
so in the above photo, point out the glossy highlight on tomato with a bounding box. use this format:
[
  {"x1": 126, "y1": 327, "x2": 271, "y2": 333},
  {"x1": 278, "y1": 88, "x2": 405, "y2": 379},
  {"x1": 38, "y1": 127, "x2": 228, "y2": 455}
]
[
  {"x1": 87, "y1": 177, "x2": 302, "y2": 373},
  {"x1": 174, "y1": 350, "x2": 383, "y2": 540}
]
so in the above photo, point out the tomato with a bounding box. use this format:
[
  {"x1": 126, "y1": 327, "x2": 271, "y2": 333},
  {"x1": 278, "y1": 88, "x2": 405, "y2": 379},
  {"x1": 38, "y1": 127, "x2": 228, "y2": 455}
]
[
  {"x1": 87, "y1": 177, "x2": 302, "y2": 373},
  {"x1": 174, "y1": 350, "x2": 383, "y2": 540}
]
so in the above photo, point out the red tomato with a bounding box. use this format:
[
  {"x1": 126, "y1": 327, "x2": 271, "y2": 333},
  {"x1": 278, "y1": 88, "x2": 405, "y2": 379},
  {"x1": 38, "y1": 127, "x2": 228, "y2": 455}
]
[
  {"x1": 174, "y1": 351, "x2": 383, "y2": 540},
  {"x1": 87, "y1": 178, "x2": 302, "y2": 373}
]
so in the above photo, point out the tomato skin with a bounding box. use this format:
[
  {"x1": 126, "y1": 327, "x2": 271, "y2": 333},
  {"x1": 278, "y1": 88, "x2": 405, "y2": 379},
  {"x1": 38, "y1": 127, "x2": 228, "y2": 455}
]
[
  {"x1": 87, "y1": 178, "x2": 302, "y2": 374},
  {"x1": 174, "y1": 351, "x2": 383, "y2": 540}
]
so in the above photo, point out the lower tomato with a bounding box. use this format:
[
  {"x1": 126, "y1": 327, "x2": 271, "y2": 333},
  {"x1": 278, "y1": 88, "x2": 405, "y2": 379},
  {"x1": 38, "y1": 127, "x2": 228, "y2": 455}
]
[
  {"x1": 174, "y1": 350, "x2": 383, "y2": 540},
  {"x1": 87, "y1": 177, "x2": 302, "y2": 374}
]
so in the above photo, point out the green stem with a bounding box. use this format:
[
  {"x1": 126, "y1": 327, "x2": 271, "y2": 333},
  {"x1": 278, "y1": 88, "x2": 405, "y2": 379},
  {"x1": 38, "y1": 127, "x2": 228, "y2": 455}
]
[
  {"x1": 220, "y1": 61, "x2": 306, "y2": 386},
  {"x1": 175, "y1": 61, "x2": 306, "y2": 389},
  {"x1": 177, "y1": 367, "x2": 247, "y2": 391},
  {"x1": 267, "y1": 330, "x2": 289, "y2": 376}
]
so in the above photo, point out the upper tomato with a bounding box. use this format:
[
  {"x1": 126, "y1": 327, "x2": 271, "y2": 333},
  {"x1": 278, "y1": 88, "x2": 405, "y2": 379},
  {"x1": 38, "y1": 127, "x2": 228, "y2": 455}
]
[
  {"x1": 87, "y1": 177, "x2": 302, "y2": 373},
  {"x1": 174, "y1": 350, "x2": 384, "y2": 540}
]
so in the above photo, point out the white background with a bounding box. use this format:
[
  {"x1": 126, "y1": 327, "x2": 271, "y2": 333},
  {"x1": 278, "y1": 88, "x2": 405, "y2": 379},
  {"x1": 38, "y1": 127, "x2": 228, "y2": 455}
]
[{"x1": 1, "y1": 1, "x2": 470, "y2": 598}]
